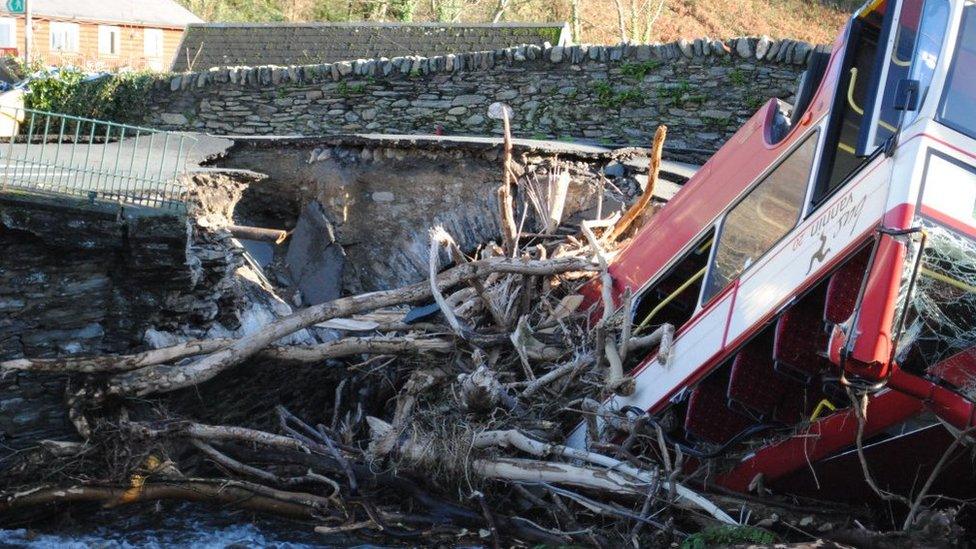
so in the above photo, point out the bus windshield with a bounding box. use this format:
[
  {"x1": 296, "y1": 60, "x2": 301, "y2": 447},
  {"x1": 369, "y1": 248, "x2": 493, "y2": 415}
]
[{"x1": 939, "y1": 2, "x2": 976, "y2": 138}]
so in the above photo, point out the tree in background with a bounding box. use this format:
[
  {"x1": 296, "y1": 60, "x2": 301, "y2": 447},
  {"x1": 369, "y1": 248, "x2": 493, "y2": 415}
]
[
  {"x1": 431, "y1": 0, "x2": 463, "y2": 22},
  {"x1": 175, "y1": 0, "x2": 854, "y2": 45},
  {"x1": 389, "y1": 0, "x2": 419, "y2": 21},
  {"x1": 570, "y1": 0, "x2": 582, "y2": 42},
  {"x1": 180, "y1": 0, "x2": 286, "y2": 21},
  {"x1": 610, "y1": 0, "x2": 665, "y2": 42}
]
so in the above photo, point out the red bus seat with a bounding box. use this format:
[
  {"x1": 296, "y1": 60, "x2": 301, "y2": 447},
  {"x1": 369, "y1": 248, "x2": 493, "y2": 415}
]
[
  {"x1": 774, "y1": 286, "x2": 832, "y2": 381},
  {"x1": 685, "y1": 374, "x2": 754, "y2": 445},
  {"x1": 824, "y1": 247, "x2": 872, "y2": 325},
  {"x1": 774, "y1": 376, "x2": 830, "y2": 423},
  {"x1": 728, "y1": 330, "x2": 804, "y2": 419}
]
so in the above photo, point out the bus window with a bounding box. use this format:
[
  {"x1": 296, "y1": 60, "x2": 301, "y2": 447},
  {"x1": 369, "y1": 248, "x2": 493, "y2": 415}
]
[
  {"x1": 815, "y1": 0, "x2": 950, "y2": 208},
  {"x1": 904, "y1": 0, "x2": 951, "y2": 127},
  {"x1": 702, "y1": 132, "x2": 819, "y2": 303},
  {"x1": 938, "y1": 1, "x2": 976, "y2": 139},
  {"x1": 633, "y1": 230, "x2": 715, "y2": 332},
  {"x1": 863, "y1": 0, "x2": 926, "y2": 150},
  {"x1": 814, "y1": 4, "x2": 887, "y2": 205}
]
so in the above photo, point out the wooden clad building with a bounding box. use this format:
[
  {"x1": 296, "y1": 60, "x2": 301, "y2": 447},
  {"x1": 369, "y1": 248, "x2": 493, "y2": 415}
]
[{"x1": 0, "y1": 0, "x2": 201, "y2": 71}]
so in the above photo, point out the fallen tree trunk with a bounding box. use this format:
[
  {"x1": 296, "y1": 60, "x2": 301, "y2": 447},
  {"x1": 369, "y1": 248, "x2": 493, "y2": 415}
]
[
  {"x1": 608, "y1": 125, "x2": 667, "y2": 242},
  {"x1": 263, "y1": 336, "x2": 456, "y2": 363},
  {"x1": 0, "y1": 339, "x2": 231, "y2": 373},
  {"x1": 368, "y1": 419, "x2": 736, "y2": 525},
  {"x1": 105, "y1": 257, "x2": 597, "y2": 397},
  {"x1": 2, "y1": 336, "x2": 456, "y2": 373},
  {"x1": 227, "y1": 224, "x2": 290, "y2": 244},
  {"x1": 0, "y1": 479, "x2": 335, "y2": 518}
]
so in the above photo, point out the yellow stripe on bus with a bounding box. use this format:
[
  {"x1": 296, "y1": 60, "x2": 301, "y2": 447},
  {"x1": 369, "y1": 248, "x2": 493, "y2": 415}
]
[{"x1": 858, "y1": 0, "x2": 886, "y2": 18}]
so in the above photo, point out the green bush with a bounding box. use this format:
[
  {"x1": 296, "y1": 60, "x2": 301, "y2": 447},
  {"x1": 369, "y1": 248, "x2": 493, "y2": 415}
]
[
  {"x1": 681, "y1": 525, "x2": 776, "y2": 549},
  {"x1": 23, "y1": 69, "x2": 156, "y2": 126}
]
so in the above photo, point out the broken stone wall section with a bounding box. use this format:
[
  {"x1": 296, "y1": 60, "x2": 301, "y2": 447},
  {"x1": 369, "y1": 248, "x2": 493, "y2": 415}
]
[{"x1": 219, "y1": 136, "x2": 665, "y2": 294}]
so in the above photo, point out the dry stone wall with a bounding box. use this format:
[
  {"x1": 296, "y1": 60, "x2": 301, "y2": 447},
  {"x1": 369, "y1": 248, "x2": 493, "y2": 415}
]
[{"x1": 150, "y1": 36, "x2": 817, "y2": 151}]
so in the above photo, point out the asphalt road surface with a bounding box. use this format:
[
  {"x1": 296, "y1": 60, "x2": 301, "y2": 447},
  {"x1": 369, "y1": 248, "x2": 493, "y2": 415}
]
[{"x1": 0, "y1": 133, "x2": 233, "y2": 203}]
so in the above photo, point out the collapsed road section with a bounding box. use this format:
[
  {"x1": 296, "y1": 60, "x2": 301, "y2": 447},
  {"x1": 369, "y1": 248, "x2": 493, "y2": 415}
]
[
  {"x1": 6, "y1": 0, "x2": 976, "y2": 538},
  {"x1": 214, "y1": 133, "x2": 695, "y2": 298}
]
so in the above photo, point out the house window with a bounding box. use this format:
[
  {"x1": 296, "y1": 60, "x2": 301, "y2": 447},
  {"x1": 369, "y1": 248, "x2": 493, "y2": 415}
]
[
  {"x1": 0, "y1": 18, "x2": 16, "y2": 49},
  {"x1": 702, "y1": 131, "x2": 820, "y2": 302},
  {"x1": 98, "y1": 25, "x2": 121, "y2": 56},
  {"x1": 144, "y1": 28, "x2": 164, "y2": 58},
  {"x1": 49, "y1": 21, "x2": 79, "y2": 53}
]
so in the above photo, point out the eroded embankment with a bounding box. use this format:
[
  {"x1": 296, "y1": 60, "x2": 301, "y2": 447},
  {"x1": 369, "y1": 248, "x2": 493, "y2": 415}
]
[
  {"x1": 0, "y1": 171, "x2": 309, "y2": 459},
  {"x1": 216, "y1": 134, "x2": 691, "y2": 299}
]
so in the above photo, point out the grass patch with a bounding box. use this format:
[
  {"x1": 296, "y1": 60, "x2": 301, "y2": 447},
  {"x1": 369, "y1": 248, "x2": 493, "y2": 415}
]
[
  {"x1": 656, "y1": 80, "x2": 706, "y2": 107},
  {"x1": 336, "y1": 82, "x2": 367, "y2": 96},
  {"x1": 681, "y1": 525, "x2": 775, "y2": 549},
  {"x1": 729, "y1": 67, "x2": 748, "y2": 86},
  {"x1": 620, "y1": 60, "x2": 662, "y2": 80},
  {"x1": 591, "y1": 81, "x2": 645, "y2": 109}
]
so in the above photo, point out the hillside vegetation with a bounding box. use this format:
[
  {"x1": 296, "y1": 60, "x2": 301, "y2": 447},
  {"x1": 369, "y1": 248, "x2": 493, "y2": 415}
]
[{"x1": 178, "y1": 0, "x2": 861, "y2": 45}]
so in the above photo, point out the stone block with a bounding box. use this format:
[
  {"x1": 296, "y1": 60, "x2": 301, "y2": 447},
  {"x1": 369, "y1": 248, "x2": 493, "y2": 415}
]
[
  {"x1": 793, "y1": 42, "x2": 812, "y2": 65},
  {"x1": 285, "y1": 200, "x2": 346, "y2": 306},
  {"x1": 161, "y1": 112, "x2": 189, "y2": 125},
  {"x1": 736, "y1": 37, "x2": 754, "y2": 58},
  {"x1": 755, "y1": 35, "x2": 772, "y2": 60},
  {"x1": 550, "y1": 46, "x2": 564, "y2": 63},
  {"x1": 452, "y1": 95, "x2": 488, "y2": 106}
]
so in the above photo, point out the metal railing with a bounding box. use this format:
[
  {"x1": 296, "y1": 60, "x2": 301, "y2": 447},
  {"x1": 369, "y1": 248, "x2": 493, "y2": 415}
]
[{"x1": 0, "y1": 108, "x2": 196, "y2": 211}]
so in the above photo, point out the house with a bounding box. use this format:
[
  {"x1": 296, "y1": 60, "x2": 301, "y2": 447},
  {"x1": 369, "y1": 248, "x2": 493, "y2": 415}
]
[
  {"x1": 0, "y1": 0, "x2": 202, "y2": 71},
  {"x1": 172, "y1": 22, "x2": 571, "y2": 72}
]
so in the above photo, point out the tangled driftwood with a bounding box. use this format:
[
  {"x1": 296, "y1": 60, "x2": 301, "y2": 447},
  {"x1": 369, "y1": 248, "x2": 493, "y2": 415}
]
[{"x1": 2, "y1": 125, "x2": 960, "y2": 546}]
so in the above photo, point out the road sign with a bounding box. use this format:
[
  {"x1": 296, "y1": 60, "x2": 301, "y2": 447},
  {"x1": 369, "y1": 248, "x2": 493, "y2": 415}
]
[{"x1": 6, "y1": 0, "x2": 24, "y2": 14}]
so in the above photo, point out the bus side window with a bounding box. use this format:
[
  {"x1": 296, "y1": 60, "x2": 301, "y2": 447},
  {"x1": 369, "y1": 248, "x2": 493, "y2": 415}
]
[
  {"x1": 864, "y1": 0, "x2": 927, "y2": 150},
  {"x1": 815, "y1": 12, "x2": 885, "y2": 205},
  {"x1": 632, "y1": 230, "x2": 715, "y2": 333},
  {"x1": 702, "y1": 131, "x2": 819, "y2": 302},
  {"x1": 813, "y1": 0, "x2": 948, "y2": 208}
]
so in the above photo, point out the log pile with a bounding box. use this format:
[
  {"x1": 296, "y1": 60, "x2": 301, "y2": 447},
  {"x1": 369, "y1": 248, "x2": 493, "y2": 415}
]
[{"x1": 0, "y1": 126, "x2": 964, "y2": 547}]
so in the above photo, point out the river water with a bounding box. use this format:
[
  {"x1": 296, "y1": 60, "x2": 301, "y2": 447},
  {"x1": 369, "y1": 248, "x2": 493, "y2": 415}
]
[{"x1": 0, "y1": 504, "x2": 382, "y2": 548}]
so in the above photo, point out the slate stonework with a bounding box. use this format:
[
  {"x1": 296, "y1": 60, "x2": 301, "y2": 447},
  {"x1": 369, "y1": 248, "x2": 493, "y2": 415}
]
[
  {"x1": 172, "y1": 22, "x2": 571, "y2": 72},
  {"x1": 151, "y1": 36, "x2": 817, "y2": 151}
]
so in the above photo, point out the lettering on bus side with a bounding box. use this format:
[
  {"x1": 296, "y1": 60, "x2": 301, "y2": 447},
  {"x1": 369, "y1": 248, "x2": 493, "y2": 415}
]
[{"x1": 791, "y1": 191, "x2": 867, "y2": 255}]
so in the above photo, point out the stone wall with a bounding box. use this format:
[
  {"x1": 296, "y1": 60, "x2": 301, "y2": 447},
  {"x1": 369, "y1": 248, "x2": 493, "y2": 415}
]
[{"x1": 150, "y1": 36, "x2": 816, "y2": 151}]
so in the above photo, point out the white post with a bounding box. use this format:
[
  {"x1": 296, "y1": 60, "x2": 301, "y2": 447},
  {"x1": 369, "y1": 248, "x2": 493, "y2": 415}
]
[{"x1": 24, "y1": 0, "x2": 31, "y2": 66}]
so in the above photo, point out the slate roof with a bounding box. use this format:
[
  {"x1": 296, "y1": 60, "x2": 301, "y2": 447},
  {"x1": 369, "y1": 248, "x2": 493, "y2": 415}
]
[
  {"x1": 171, "y1": 22, "x2": 571, "y2": 72},
  {"x1": 31, "y1": 0, "x2": 202, "y2": 28}
]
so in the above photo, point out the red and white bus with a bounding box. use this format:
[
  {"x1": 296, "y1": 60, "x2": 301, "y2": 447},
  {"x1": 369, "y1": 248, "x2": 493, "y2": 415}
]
[{"x1": 569, "y1": 0, "x2": 976, "y2": 500}]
